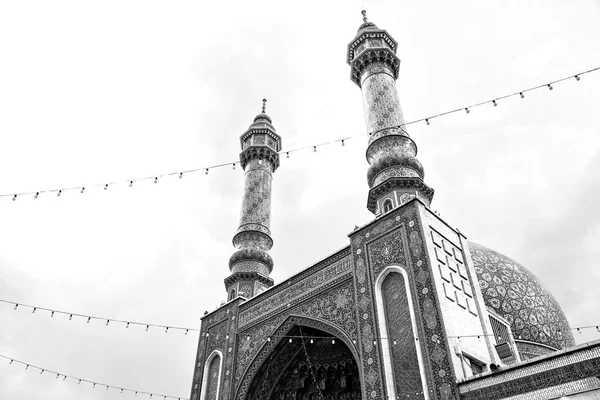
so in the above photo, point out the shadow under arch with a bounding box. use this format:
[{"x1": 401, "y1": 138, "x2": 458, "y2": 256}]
[{"x1": 236, "y1": 315, "x2": 362, "y2": 400}]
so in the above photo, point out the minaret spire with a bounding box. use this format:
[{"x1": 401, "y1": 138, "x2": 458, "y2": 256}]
[
  {"x1": 347, "y1": 13, "x2": 434, "y2": 214},
  {"x1": 224, "y1": 99, "x2": 281, "y2": 300}
]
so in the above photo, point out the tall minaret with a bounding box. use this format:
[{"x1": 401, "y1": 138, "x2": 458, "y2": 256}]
[
  {"x1": 225, "y1": 99, "x2": 281, "y2": 300},
  {"x1": 347, "y1": 11, "x2": 434, "y2": 214}
]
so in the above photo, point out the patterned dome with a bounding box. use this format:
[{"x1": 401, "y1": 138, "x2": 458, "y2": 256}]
[{"x1": 468, "y1": 242, "x2": 575, "y2": 350}]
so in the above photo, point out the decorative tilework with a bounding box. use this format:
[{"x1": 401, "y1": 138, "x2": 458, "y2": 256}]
[
  {"x1": 350, "y1": 203, "x2": 457, "y2": 400},
  {"x1": 361, "y1": 72, "x2": 405, "y2": 134},
  {"x1": 469, "y1": 242, "x2": 575, "y2": 350},
  {"x1": 204, "y1": 355, "x2": 221, "y2": 400},
  {"x1": 236, "y1": 309, "x2": 360, "y2": 400},
  {"x1": 431, "y1": 228, "x2": 475, "y2": 317},
  {"x1": 190, "y1": 302, "x2": 240, "y2": 400},
  {"x1": 382, "y1": 272, "x2": 424, "y2": 397},
  {"x1": 238, "y1": 255, "x2": 352, "y2": 328},
  {"x1": 458, "y1": 341, "x2": 600, "y2": 400}
]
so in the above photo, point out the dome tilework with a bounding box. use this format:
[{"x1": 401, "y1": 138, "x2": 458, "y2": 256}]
[{"x1": 468, "y1": 242, "x2": 575, "y2": 350}]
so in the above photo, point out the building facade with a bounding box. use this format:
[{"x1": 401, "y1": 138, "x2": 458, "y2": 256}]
[{"x1": 189, "y1": 13, "x2": 600, "y2": 400}]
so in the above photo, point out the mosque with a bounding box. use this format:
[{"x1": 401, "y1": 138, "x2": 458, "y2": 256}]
[{"x1": 188, "y1": 12, "x2": 600, "y2": 400}]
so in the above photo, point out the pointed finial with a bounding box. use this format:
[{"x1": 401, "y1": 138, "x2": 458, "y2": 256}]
[
  {"x1": 361, "y1": 10, "x2": 367, "y2": 23},
  {"x1": 262, "y1": 98, "x2": 267, "y2": 114}
]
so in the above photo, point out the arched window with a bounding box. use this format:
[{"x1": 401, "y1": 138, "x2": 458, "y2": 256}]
[
  {"x1": 383, "y1": 199, "x2": 393, "y2": 213},
  {"x1": 200, "y1": 350, "x2": 223, "y2": 400},
  {"x1": 229, "y1": 289, "x2": 236, "y2": 301},
  {"x1": 375, "y1": 267, "x2": 429, "y2": 399}
]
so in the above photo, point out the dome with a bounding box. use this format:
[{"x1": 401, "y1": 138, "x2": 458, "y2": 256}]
[{"x1": 468, "y1": 242, "x2": 575, "y2": 352}]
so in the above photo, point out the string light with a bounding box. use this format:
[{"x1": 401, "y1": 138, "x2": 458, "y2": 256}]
[
  {"x1": 341, "y1": 140, "x2": 345, "y2": 146},
  {"x1": 154, "y1": 177, "x2": 158, "y2": 184},
  {"x1": 313, "y1": 146, "x2": 317, "y2": 152},
  {"x1": 1, "y1": 353, "x2": 187, "y2": 399},
  {"x1": 57, "y1": 190, "x2": 62, "y2": 197},
  {"x1": 0, "y1": 299, "x2": 199, "y2": 334},
  {"x1": 2, "y1": 66, "x2": 598, "y2": 202},
  {"x1": 80, "y1": 187, "x2": 85, "y2": 194},
  {"x1": 179, "y1": 173, "x2": 183, "y2": 179},
  {"x1": 492, "y1": 100, "x2": 497, "y2": 106}
]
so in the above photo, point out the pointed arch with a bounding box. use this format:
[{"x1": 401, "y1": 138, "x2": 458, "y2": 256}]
[
  {"x1": 236, "y1": 315, "x2": 361, "y2": 400},
  {"x1": 374, "y1": 266, "x2": 430, "y2": 400},
  {"x1": 200, "y1": 349, "x2": 224, "y2": 400}
]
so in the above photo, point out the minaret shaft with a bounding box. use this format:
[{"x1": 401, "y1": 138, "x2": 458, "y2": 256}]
[
  {"x1": 347, "y1": 15, "x2": 434, "y2": 215},
  {"x1": 225, "y1": 102, "x2": 280, "y2": 300},
  {"x1": 361, "y1": 66, "x2": 405, "y2": 134}
]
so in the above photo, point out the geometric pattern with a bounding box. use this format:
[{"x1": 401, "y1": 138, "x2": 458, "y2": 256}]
[
  {"x1": 431, "y1": 229, "x2": 478, "y2": 316},
  {"x1": 458, "y1": 340, "x2": 600, "y2": 400},
  {"x1": 362, "y1": 72, "x2": 405, "y2": 134},
  {"x1": 205, "y1": 355, "x2": 221, "y2": 400},
  {"x1": 353, "y1": 202, "x2": 457, "y2": 400},
  {"x1": 468, "y1": 242, "x2": 575, "y2": 350},
  {"x1": 382, "y1": 272, "x2": 424, "y2": 397}
]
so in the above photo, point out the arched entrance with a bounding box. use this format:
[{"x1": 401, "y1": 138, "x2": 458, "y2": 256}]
[{"x1": 245, "y1": 325, "x2": 362, "y2": 400}]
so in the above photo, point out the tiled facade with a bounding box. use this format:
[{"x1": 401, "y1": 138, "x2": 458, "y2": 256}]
[
  {"x1": 189, "y1": 13, "x2": 594, "y2": 400},
  {"x1": 458, "y1": 340, "x2": 600, "y2": 400}
]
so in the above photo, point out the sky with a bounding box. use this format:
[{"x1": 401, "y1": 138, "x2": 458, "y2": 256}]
[{"x1": 0, "y1": 0, "x2": 599, "y2": 398}]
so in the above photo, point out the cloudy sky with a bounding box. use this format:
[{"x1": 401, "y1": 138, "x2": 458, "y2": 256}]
[{"x1": 1, "y1": 0, "x2": 599, "y2": 398}]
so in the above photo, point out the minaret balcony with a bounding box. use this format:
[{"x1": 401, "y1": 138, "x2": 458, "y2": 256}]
[
  {"x1": 239, "y1": 146, "x2": 280, "y2": 171},
  {"x1": 367, "y1": 176, "x2": 434, "y2": 213},
  {"x1": 349, "y1": 48, "x2": 400, "y2": 87}
]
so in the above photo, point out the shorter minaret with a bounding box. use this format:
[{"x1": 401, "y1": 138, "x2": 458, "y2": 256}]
[
  {"x1": 225, "y1": 99, "x2": 281, "y2": 300},
  {"x1": 347, "y1": 11, "x2": 434, "y2": 215}
]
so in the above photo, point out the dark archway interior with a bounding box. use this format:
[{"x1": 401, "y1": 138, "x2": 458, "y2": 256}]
[{"x1": 246, "y1": 326, "x2": 361, "y2": 400}]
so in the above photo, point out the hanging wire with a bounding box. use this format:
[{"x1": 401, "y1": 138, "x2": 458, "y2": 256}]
[
  {"x1": 1, "y1": 66, "x2": 598, "y2": 201},
  {"x1": 298, "y1": 327, "x2": 325, "y2": 400},
  {"x1": 0, "y1": 353, "x2": 187, "y2": 400},
  {"x1": 0, "y1": 299, "x2": 199, "y2": 334},
  {"x1": 2, "y1": 297, "x2": 599, "y2": 339}
]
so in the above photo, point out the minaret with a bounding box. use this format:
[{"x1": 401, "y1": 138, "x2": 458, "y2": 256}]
[
  {"x1": 224, "y1": 99, "x2": 281, "y2": 300},
  {"x1": 347, "y1": 11, "x2": 434, "y2": 215}
]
